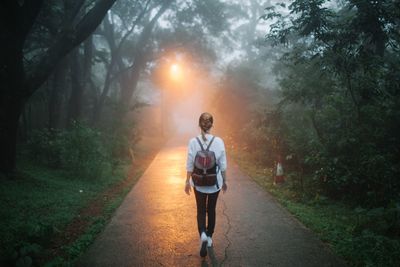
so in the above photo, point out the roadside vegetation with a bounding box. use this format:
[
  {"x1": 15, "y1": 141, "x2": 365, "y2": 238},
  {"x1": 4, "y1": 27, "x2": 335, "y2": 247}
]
[
  {"x1": 1, "y1": 1, "x2": 227, "y2": 266},
  {"x1": 231, "y1": 147, "x2": 400, "y2": 267},
  {"x1": 2, "y1": 0, "x2": 399, "y2": 266},
  {"x1": 212, "y1": 1, "x2": 400, "y2": 266},
  {"x1": 0, "y1": 123, "x2": 164, "y2": 266}
]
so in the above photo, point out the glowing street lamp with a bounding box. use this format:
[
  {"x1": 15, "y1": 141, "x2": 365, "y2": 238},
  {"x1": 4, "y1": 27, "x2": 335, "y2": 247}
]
[
  {"x1": 157, "y1": 60, "x2": 186, "y2": 136},
  {"x1": 169, "y1": 63, "x2": 182, "y2": 82}
]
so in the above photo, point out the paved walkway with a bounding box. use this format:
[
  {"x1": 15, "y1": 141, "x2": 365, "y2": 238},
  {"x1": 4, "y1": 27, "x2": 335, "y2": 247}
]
[{"x1": 76, "y1": 138, "x2": 346, "y2": 266}]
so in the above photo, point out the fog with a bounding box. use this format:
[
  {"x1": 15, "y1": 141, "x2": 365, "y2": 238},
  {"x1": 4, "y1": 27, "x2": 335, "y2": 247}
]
[{"x1": 134, "y1": 0, "x2": 280, "y2": 139}]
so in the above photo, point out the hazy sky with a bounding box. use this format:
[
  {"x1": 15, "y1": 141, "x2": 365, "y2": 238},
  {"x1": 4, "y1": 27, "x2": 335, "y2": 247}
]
[{"x1": 138, "y1": 0, "x2": 286, "y2": 134}]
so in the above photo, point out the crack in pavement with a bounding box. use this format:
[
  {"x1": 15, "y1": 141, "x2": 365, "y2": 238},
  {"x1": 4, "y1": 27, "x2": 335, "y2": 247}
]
[
  {"x1": 76, "y1": 139, "x2": 346, "y2": 266},
  {"x1": 219, "y1": 197, "x2": 231, "y2": 266}
]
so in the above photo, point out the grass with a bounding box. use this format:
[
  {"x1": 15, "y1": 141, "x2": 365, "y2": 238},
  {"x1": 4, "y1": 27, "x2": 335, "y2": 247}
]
[
  {"x1": 0, "y1": 135, "x2": 165, "y2": 267},
  {"x1": 0, "y1": 162, "x2": 128, "y2": 266},
  {"x1": 229, "y1": 146, "x2": 400, "y2": 267},
  {"x1": 48, "y1": 190, "x2": 130, "y2": 267}
]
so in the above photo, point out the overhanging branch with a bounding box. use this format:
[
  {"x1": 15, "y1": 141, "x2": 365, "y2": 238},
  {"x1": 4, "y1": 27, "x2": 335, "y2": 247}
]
[{"x1": 25, "y1": 0, "x2": 117, "y2": 98}]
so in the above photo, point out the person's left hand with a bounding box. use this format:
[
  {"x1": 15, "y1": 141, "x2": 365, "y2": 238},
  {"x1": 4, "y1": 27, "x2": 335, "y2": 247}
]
[{"x1": 184, "y1": 182, "x2": 191, "y2": 195}]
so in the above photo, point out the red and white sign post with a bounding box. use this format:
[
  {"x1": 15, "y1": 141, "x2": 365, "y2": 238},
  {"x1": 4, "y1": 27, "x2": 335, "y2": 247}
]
[{"x1": 274, "y1": 156, "x2": 285, "y2": 184}]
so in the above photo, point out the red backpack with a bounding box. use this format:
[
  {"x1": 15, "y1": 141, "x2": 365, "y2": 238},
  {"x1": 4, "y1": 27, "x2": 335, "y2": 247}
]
[{"x1": 191, "y1": 136, "x2": 218, "y2": 187}]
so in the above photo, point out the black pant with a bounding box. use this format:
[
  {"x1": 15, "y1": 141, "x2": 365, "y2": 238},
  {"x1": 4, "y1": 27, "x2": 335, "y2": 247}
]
[{"x1": 194, "y1": 188, "x2": 220, "y2": 237}]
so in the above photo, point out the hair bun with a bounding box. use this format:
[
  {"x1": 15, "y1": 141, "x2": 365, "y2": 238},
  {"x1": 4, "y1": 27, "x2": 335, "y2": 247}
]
[{"x1": 199, "y1": 113, "x2": 213, "y2": 140}]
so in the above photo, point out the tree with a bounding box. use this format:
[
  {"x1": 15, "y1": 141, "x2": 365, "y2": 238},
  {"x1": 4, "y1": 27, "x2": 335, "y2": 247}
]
[
  {"x1": 262, "y1": 0, "x2": 400, "y2": 204},
  {"x1": 90, "y1": 0, "x2": 230, "y2": 126},
  {"x1": 91, "y1": 0, "x2": 154, "y2": 125},
  {"x1": 0, "y1": 0, "x2": 117, "y2": 175}
]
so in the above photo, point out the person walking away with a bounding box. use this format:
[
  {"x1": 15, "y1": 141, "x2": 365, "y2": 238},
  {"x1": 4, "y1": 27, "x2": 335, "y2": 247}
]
[{"x1": 184, "y1": 112, "x2": 228, "y2": 258}]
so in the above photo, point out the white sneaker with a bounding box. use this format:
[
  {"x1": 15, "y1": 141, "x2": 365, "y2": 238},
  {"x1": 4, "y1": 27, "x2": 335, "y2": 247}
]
[
  {"x1": 207, "y1": 236, "x2": 213, "y2": 247},
  {"x1": 200, "y1": 232, "x2": 208, "y2": 242},
  {"x1": 200, "y1": 232, "x2": 208, "y2": 257}
]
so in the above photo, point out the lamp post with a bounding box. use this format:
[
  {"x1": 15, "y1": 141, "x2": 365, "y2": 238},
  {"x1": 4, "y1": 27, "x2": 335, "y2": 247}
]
[{"x1": 160, "y1": 62, "x2": 183, "y2": 136}]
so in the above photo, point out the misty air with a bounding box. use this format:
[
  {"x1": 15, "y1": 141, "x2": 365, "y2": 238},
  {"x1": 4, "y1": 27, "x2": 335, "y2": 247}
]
[{"x1": 0, "y1": 1, "x2": 399, "y2": 266}]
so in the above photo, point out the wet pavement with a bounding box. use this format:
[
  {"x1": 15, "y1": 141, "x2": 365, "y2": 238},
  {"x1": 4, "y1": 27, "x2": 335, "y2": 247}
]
[{"x1": 76, "y1": 137, "x2": 346, "y2": 267}]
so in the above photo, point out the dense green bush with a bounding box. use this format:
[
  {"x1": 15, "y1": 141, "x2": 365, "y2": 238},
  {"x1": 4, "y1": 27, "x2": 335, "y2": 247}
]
[
  {"x1": 27, "y1": 129, "x2": 63, "y2": 167},
  {"x1": 256, "y1": 0, "x2": 400, "y2": 206},
  {"x1": 343, "y1": 230, "x2": 400, "y2": 267},
  {"x1": 60, "y1": 122, "x2": 111, "y2": 178},
  {"x1": 26, "y1": 122, "x2": 132, "y2": 179},
  {"x1": 1, "y1": 223, "x2": 52, "y2": 267}
]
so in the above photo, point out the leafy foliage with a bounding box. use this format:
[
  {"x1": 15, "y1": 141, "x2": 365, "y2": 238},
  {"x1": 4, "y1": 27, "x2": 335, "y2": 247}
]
[
  {"x1": 27, "y1": 121, "x2": 133, "y2": 179},
  {"x1": 0, "y1": 158, "x2": 130, "y2": 266},
  {"x1": 259, "y1": 0, "x2": 400, "y2": 206},
  {"x1": 220, "y1": 3, "x2": 400, "y2": 265},
  {"x1": 232, "y1": 146, "x2": 400, "y2": 267}
]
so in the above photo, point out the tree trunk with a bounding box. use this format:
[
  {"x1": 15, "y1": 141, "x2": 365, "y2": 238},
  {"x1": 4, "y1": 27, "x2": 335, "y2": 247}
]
[
  {"x1": 92, "y1": 59, "x2": 114, "y2": 125},
  {"x1": 120, "y1": 57, "x2": 145, "y2": 109},
  {"x1": 0, "y1": 19, "x2": 25, "y2": 174},
  {"x1": 49, "y1": 58, "x2": 69, "y2": 130},
  {"x1": 83, "y1": 35, "x2": 93, "y2": 84},
  {"x1": 20, "y1": 103, "x2": 29, "y2": 142},
  {"x1": 83, "y1": 35, "x2": 94, "y2": 120},
  {"x1": 91, "y1": 17, "x2": 117, "y2": 125},
  {"x1": 118, "y1": 1, "x2": 172, "y2": 110},
  {"x1": 67, "y1": 48, "x2": 83, "y2": 126},
  {"x1": 0, "y1": 94, "x2": 25, "y2": 175},
  {"x1": 0, "y1": 0, "x2": 117, "y2": 175},
  {"x1": 310, "y1": 111, "x2": 325, "y2": 145}
]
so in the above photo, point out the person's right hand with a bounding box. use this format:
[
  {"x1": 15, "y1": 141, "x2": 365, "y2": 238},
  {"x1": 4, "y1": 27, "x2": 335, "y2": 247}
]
[
  {"x1": 222, "y1": 182, "x2": 228, "y2": 193},
  {"x1": 184, "y1": 182, "x2": 191, "y2": 195}
]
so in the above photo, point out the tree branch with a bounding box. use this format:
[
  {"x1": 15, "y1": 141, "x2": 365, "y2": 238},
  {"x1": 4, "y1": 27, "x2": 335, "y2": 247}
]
[
  {"x1": 20, "y1": 0, "x2": 45, "y2": 39},
  {"x1": 25, "y1": 0, "x2": 117, "y2": 98},
  {"x1": 62, "y1": 0, "x2": 86, "y2": 29},
  {"x1": 115, "y1": 0, "x2": 152, "y2": 57}
]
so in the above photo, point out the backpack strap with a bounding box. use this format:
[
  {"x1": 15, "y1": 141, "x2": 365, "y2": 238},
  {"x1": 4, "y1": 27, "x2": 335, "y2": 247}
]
[
  {"x1": 206, "y1": 136, "x2": 216, "y2": 151},
  {"x1": 195, "y1": 137, "x2": 205, "y2": 151},
  {"x1": 196, "y1": 136, "x2": 216, "y2": 151}
]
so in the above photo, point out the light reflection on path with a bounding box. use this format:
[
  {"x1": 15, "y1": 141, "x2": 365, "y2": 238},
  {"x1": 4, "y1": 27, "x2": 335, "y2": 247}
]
[
  {"x1": 77, "y1": 137, "x2": 346, "y2": 267},
  {"x1": 76, "y1": 137, "x2": 225, "y2": 266}
]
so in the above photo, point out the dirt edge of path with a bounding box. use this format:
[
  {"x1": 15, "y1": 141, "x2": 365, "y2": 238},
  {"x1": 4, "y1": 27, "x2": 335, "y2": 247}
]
[{"x1": 41, "y1": 136, "x2": 166, "y2": 265}]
